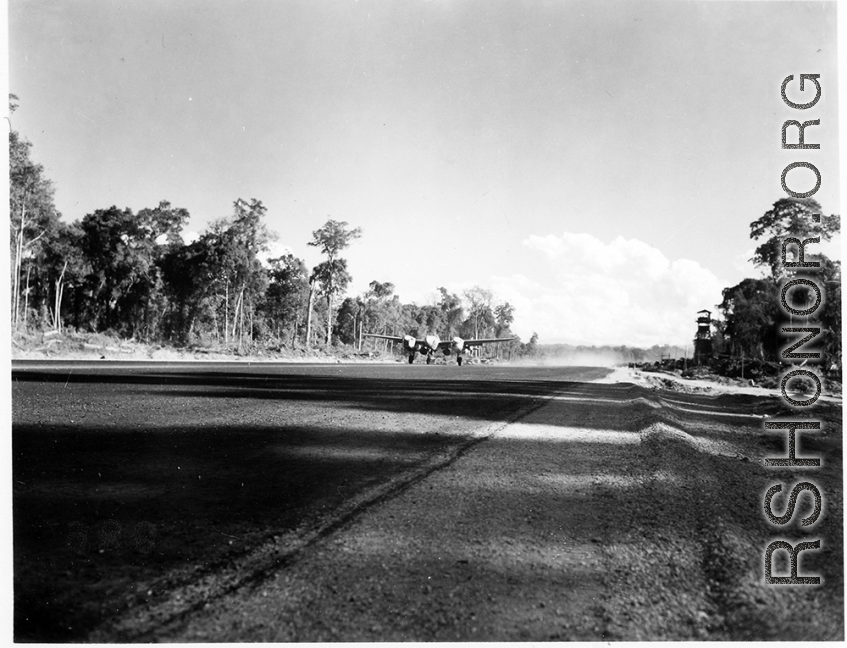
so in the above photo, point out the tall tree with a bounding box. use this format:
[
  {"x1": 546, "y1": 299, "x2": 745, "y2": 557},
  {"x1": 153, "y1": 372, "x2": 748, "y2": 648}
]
[
  {"x1": 136, "y1": 201, "x2": 189, "y2": 340},
  {"x1": 205, "y1": 199, "x2": 273, "y2": 348},
  {"x1": 79, "y1": 206, "x2": 149, "y2": 333},
  {"x1": 311, "y1": 258, "x2": 352, "y2": 345},
  {"x1": 37, "y1": 221, "x2": 85, "y2": 331},
  {"x1": 9, "y1": 94, "x2": 62, "y2": 329},
  {"x1": 718, "y1": 278, "x2": 780, "y2": 360},
  {"x1": 160, "y1": 199, "x2": 268, "y2": 345},
  {"x1": 305, "y1": 274, "x2": 317, "y2": 347},
  {"x1": 494, "y1": 302, "x2": 515, "y2": 334},
  {"x1": 750, "y1": 197, "x2": 839, "y2": 279},
  {"x1": 263, "y1": 253, "x2": 309, "y2": 346},
  {"x1": 225, "y1": 199, "x2": 273, "y2": 348},
  {"x1": 522, "y1": 332, "x2": 539, "y2": 356},
  {"x1": 462, "y1": 286, "x2": 494, "y2": 340},
  {"x1": 307, "y1": 219, "x2": 361, "y2": 346},
  {"x1": 748, "y1": 197, "x2": 840, "y2": 370},
  {"x1": 363, "y1": 280, "x2": 395, "y2": 349},
  {"x1": 160, "y1": 236, "x2": 213, "y2": 343},
  {"x1": 493, "y1": 301, "x2": 516, "y2": 359},
  {"x1": 367, "y1": 280, "x2": 395, "y2": 301},
  {"x1": 78, "y1": 201, "x2": 189, "y2": 338},
  {"x1": 137, "y1": 200, "x2": 190, "y2": 249},
  {"x1": 334, "y1": 296, "x2": 363, "y2": 346},
  {"x1": 438, "y1": 287, "x2": 464, "y2": 337}
]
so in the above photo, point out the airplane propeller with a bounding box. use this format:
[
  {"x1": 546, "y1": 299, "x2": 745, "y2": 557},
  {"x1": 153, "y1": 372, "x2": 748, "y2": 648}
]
[{"x1": 364, "y1": 331, "x2": 516, "y2": 366}]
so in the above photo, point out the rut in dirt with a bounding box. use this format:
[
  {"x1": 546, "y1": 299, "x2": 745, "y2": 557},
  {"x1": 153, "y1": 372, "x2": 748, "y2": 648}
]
[
  {"x1": 119, "y1": 380, "x2": 841, "y2": 641},
  {"x1": 12, "y1": 364, "x2": 842, "y2": 641}
]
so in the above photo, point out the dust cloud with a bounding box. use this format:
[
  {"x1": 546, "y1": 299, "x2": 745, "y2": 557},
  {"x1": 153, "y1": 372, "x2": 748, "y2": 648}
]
[{"x1": 508, "y1": 350, "x2": 624, "y2": 367}]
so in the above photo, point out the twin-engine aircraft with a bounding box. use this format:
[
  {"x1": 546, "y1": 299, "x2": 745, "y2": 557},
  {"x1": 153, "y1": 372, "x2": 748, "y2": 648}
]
[{"x1": 364, "y1": 333, "x2": 517, "y2": 366}]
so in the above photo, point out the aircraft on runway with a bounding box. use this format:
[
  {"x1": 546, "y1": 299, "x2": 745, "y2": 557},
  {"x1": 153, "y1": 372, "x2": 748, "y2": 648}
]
[{"x1": 364, "y1": 332, "x2": 517, "y2": 366}]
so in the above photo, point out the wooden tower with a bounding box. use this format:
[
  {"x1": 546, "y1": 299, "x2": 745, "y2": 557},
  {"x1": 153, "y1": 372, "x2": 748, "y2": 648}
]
[{"x1": 694, "y1": 309, "x2": 713, "y2": 364}]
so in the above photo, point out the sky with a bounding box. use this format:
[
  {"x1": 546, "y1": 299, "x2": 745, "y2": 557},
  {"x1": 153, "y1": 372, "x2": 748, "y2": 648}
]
[{"x1": 8, "y1": 0, "x2": 841, "y2": 346}]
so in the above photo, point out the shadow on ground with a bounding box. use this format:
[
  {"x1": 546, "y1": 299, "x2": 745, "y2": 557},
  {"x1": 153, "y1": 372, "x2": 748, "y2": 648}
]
[{"x1": 11, "y1": 364, "x2": 843, "y2": 641}]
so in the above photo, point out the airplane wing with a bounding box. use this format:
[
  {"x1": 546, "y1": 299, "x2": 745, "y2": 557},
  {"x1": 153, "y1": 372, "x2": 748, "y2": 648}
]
[
  {"x1": 363, "y1": 333, "x2": 406, "y2": 343},
  {"x1": 461, "y1": 337, "x2": 518, "y2": 347}
]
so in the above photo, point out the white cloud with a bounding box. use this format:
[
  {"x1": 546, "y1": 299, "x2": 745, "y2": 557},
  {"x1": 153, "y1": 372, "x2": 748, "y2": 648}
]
[
  {"x1": 732, "y1": 247, "x2": 761, "y2": 278},
  {"x1": 818, "y1": 232, "x2": 841, "y2": 261},
  {"x1": 490, "y1": 232, "x2": 729, "y2": 347},
  {"x1": 258, "y1": 240, "x2": 295, "y2": 266},
  {"x1": 182, "y1": 229, "x2": 200, "y2": 244}
]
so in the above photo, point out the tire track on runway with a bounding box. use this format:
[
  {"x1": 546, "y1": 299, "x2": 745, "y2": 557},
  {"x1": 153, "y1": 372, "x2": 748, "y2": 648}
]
[{"x1": 87, "y1": 390, "x2": 560, "y2": 642}]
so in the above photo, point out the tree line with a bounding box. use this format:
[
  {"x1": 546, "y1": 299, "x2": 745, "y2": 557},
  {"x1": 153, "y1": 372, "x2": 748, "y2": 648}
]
[
  {"x1": 17, "y1": 92, "x2": 833, "y2": 367},
  {"x1": 9, "y1": 95, "x2": 524, "y2": 357},
  {"x1": 715, "y1": 196, "x2": 840, "y2": 371}
]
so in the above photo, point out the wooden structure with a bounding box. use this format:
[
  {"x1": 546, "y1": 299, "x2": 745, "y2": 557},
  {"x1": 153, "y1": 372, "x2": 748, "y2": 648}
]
[{"x1": 694, "y1": 309, "x2": 713, "y2": 364}]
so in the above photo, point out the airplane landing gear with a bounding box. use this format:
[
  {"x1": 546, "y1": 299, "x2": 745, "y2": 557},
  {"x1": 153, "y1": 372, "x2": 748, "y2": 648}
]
[
  {"x1": 426, "y1": 354, "x2": 433, "y2": 365},
  {"x1": 457, "y1": 355, "x2": 463, "y2": 366},
  {"x1": 408, "y1": 354, "x2": 415, "y2": 364}
]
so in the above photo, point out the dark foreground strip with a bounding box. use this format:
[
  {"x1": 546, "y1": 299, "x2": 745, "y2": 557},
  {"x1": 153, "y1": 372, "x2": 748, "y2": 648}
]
[{"x1": 86, "y1": 391, "x2": 559, "y2": 642}]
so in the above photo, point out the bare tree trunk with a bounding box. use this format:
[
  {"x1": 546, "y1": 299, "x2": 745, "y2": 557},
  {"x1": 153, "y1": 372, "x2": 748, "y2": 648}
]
[
  {"x1": 13, "y1": 226, "x2": 24, "y2": 329},
  {"x1": 212, "y1": 295, "x2": 218, "y2": 344},
  {"x1": 305, "y1": 281, "x2": 315, "y2": 347},
  {"x1": 326, "y1": 294, "x2": 333, "y2": 347},
  {"x1": 293, "y1": 308, "x2": 300, "y2": 348},
  {"x1": 12, "y1": 198, "x2": 28, "y2": 329},
  {"x1": 247, "y1": 300, "x2": 253, "y2": 350},
  {"x1": 55, "y1": 283, "x2": 64, "y2": 332},
  {"x1": 224, "y1": 282, "x2": 229, "y2": 346},
  {"x1": 239, "y1": 293, "x2": 245, "y2": 352},
  {"x1": 11, "y1": 195, "x2": 46, "y2": 329},
  {"x1": 231, "y1": 286, "x2": 244, "y2": 342},
  {"x1": 54, "y1": 260, "x2": 67, "y2": 331},
  {"x1": 353, "y1": 309, "x2": 358, "y2": 352},
  {"x1": 230, "y1": 288, "x2": 237, "y2": 341},
  {"x1": 23, "y1": 264, "x2": 32, "y2": 330},
  {"x1": 12, "y1": 236, "x2": 19, "y2": 327}
]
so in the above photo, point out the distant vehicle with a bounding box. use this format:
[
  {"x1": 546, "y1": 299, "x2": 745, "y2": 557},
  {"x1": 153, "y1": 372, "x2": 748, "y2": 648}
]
[{"x1": 364, "y1": 333, "x2": 516, "y2": 366}]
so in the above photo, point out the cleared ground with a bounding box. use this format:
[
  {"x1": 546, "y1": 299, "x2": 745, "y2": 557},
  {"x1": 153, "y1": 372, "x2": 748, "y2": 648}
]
[{"x1": 11, "y1": 361, "x2": 843, "y2": 641}]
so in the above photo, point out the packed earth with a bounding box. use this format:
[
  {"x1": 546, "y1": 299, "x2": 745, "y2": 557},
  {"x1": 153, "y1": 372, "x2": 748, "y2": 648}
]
[{"x1": 11, "y1": 359, "x2": 842, "y2": 641}]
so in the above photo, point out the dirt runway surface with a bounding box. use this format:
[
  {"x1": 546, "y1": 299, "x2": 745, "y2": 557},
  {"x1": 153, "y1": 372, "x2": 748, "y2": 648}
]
[{"x1": 11, "y1": 361, "x2": 843, "y2": 641}]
